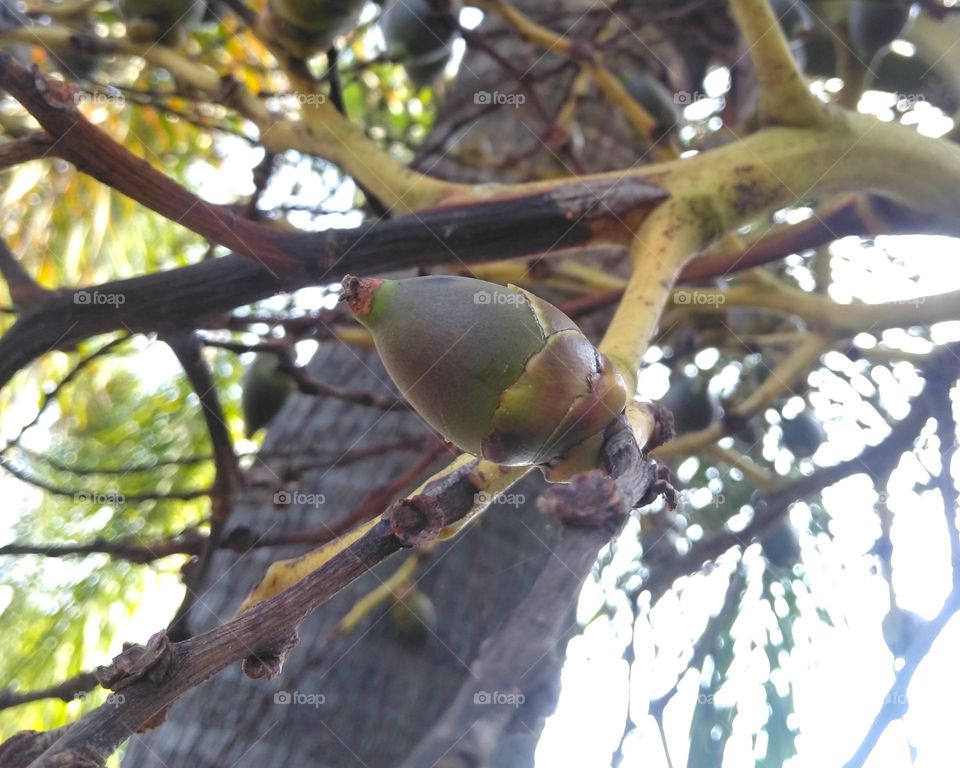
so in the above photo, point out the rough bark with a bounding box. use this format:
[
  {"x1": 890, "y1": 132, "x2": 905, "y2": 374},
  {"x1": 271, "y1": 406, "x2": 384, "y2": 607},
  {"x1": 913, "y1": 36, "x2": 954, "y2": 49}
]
[{"x1": 121, "y1": 3, "x2": 731, "y2": 765}]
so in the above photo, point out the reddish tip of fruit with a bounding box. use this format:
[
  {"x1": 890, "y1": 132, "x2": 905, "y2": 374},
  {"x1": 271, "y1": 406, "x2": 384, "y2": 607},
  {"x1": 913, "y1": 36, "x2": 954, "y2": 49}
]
[{"x1": 341, "y1": 275, "x2": 382, "y2": 318}]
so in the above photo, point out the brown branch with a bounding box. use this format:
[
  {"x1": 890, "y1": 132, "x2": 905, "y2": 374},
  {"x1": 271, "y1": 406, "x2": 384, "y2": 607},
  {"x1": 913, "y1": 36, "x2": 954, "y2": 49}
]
[
  {"x1": 0, "y1": 530, "x2": 207, "y2": 563},
  {"x1": 257, "y1": 444, "x2": 448, "y2": 549},
  {"x1": 163, "y1": 330, "x2": 241, "y2": 641},
  {"x1": 0, "y1": 175, "x2": 665, "y2": 391},
  {"x1": 0, "y1": 237, "x2": 47, "y2": 309},
  {"x1": 643, "y1": 342, "x2": 960, "y2": 600},
  {"x1": 2, "y1": 413, "x2": 663, "y2": 768},
  {"x1": 0, "y1": 673, "x2": 100, "y2": 712},
  {"x1": 0, "y1": 132, "x2": 55, "y2": 170},
  {"x1": 0, "y1": 457, "x2": 210, "y2": 502},
  {"x1": 401, "y1": 417, "x2": 668, "y2": 766},
  {"x1": 842, "y1": 589, "x2": 960, "y2": 768}
]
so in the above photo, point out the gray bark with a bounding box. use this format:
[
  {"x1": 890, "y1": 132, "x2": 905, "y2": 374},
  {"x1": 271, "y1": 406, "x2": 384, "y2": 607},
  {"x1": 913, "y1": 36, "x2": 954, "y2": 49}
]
[{"x1": 122, "y1": 4, "x2": 733, "y2": 765}]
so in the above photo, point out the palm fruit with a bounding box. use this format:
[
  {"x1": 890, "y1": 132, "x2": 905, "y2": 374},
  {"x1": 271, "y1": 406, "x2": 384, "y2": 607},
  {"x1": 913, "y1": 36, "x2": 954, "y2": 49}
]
[
  {"x1": 381, "y1": 0, "x2": 457, "y2": 87},
  {"x1": 662, "y1": 375, "x2": 714, "y2": 435},
  {"x1": 771, "y1": 0, "x2": 813, "y2": 40},
  {"x1": 259, "y1": 0, "x2": 365, "y2": 58},
  {"x1": 848, "y1": 0, "x2": 912, "y2": 62},
  {"x1": 623, "y1": 74, "x2": 679, "y2": 139},
  {"x1": 388, "y1": 587, "x2": 438, "y2": 646},
  {"x1": 242, "y1": 353, "x2": 294, "y2": 438},
  {"x1": 780, "y1": 409, "x2": 824, "y2": 458},
  {"x1": 882, "y1": 607, "x2": 923, "y2": 658},
  {"x1": 117, "y1": 0, "x2": 206, "y2": 40},
  {"x1": 341, "y1": 275, "x2": 629, "y2": 481},
  {"x1": 760, "y1": 519, "x2": 800, "y2": 569}
]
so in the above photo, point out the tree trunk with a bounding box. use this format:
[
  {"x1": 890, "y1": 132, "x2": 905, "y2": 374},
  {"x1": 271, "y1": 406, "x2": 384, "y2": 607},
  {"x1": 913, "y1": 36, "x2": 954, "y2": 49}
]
[{"x1": 122, "y1": 4, "x2": 729, "y2": 765}]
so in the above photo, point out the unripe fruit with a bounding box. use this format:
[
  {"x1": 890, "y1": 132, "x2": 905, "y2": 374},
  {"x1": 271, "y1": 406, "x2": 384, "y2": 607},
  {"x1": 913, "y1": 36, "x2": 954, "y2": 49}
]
[
  {"x1": 780, "y1": 410, "x2": 824, "y2": 458},
  {"x1": 341, "y1": 275, "x2": 629, "y2": 480},
  {"x1": 662, "y1": 375, "x2": 715, "y2": 435},
  {"x1": 117, "y1": 0, "x2": 206, "y2": 40},
  {"x1": 242, "y1": 353, "x2": 294, "y2": 437},
  {"x1": 389, "y1": 587, "x2": 437, "y2": 646},
  {"x1": 882, "y1": 607, "x2": 922, "y2": 658},
  {"x1": 759, "y1": 519, "x2": 800, "y2": 569},
  {"x1": 623, "y1": 74, "x2": 679, "y2": 139},
  {"x1": 848, "y1": 0, "x2": 912, "y2": 61},
  {"x1": 381, "y1": 0, "x2": 457, "y2": 87}
]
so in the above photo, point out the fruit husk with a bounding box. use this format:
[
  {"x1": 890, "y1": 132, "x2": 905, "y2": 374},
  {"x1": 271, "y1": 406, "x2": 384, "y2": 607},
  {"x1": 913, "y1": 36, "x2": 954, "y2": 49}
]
[
  {"x1": 343, "y1": 275, "x2": 627, "y2": 474},
  {"x1": 848, "y1": 0, "x2": 912, "y2": 61},
  {"x1": 662, "y1": 375, "x2": 714, "y2": 435},
  {"x1": 780, "y1": 410, "x2": 824, "y2": 458},
  {"x1": 242, "y1": 353, "x2": 295, "y2": 438}
]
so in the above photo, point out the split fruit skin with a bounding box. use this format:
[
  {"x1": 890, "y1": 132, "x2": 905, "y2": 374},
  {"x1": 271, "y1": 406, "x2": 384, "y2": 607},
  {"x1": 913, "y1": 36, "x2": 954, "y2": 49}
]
[{"x1": 342, "y1": 275, "x2": 629, "y2": 480}]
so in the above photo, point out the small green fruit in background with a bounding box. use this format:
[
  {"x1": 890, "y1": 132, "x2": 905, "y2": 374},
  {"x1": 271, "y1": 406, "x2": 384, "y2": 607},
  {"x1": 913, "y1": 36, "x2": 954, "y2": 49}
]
[
  {"x1": 117, "y1": 0, "x2": 206, "y2": 40},
  {"x1": 882, "y1": 607, "x2": 923, "y2": 658},
  {"x1": 771, "y1": 0, "x2": 814, "y2": 40},
  {"x1": 780, "y1": 409, "x2": 824, "y2": 458},
  {"x1": 242, "y1": 353, "x2": 294, "y2": 438},
  {"x1": 848, "y1": 0, "x2": 912, "y2": 61},
  {"x1": 381, "y1": 0, "x2": 457, "y2": 87},
  {"x1": 623, "y1": 75, "x2": 680, "y2": 139},
  {"x1": 662, "y1": 375, "x2": 715, "y2": 435},
  {"x1": 759, "y1": 519, "x2": 800, "y2": 569},
  {"x1": 341, "y1": 275, "x2": 628, "y2": 481},
  {"x1": 389, "y1": 587, "x2": 437, "y2": 646}
]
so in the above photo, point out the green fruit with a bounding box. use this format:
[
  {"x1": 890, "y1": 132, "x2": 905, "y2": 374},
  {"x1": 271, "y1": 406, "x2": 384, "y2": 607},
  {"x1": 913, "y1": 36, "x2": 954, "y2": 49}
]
[
  {"x1": 799, "y1": 31, "x2": 838, "y2": 78},
  {"x1": 661, "y1": 375, "x2": 714, "y2": 435},
  {"x1": 381, "y1": 0, "x2": 457, "y2": 86},
  {"x1": 623, "y1": 75, "x2": 679, "y2": 138},
  {"x1": 882, "y1": 608, "x2": 922, "y2": 657},
  {"x1": 848, "y1": 0, "x2": 912, "y2": 61},
  {"x1": 341, "y1": 275, "x2": 628, "y2": 480},
  {"x1": 759, "y1": 520, "x2": 800, "y2": 569},
  {"x1": 780, "y1": 410, "x2": 824, "y2": 458},
  {"x1": 52, "y1": 46, "x2": 101, "y2": 80},
  {"x1": 117, "y1": 0, "x2": 206, "y2": 37},
  {"x1": 771, "y1": 0, "x2": 814, "y2": 40},
  {"x1": 872, "y1": 49, "x2": 958, "y2": 113},
  {"x1": 242, "y1": 353, "x2": 294, "y2": 437},
  {"x1": 389, "y1": 587, "x2": 437, "y2": 646}
]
